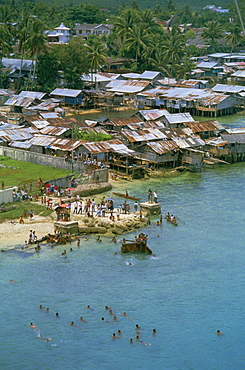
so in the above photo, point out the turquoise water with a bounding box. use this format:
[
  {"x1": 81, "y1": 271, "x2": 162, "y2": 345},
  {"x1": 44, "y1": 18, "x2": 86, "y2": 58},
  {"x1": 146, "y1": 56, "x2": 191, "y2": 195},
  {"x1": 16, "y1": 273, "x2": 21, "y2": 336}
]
[{"x1": 1, "y1": 162, "x2": 245, "y2": 370}]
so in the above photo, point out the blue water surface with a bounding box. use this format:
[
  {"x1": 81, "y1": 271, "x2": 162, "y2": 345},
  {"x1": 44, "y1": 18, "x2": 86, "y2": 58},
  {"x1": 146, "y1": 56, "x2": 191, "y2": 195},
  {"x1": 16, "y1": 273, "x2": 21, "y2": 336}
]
[{"x1": 1, "y1": 162, "x2": 245, "y2": 370}]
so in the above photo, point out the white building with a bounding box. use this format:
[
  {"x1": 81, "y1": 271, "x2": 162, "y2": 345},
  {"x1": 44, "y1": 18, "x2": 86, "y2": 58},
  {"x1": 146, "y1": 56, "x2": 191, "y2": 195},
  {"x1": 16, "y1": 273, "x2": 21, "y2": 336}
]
[{"x1": 47, "y1": 23, "x2": 71, "y2": 44}]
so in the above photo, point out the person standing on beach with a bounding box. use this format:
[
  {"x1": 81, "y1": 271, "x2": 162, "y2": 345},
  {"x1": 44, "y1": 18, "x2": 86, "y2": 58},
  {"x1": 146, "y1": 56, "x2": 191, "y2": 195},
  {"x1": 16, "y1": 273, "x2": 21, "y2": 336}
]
[
  {"x1": 134, "y1": 201, "x2": 138, "y2": 212},
  {"x1": 148, "y1": 189, "x2": 152, "y2": 203},
  {"x1": 154, "y1": 191, "x2": 158, "y2": 203},
  {"x1": 29, "y1": 210, "x2": 34, "y2": 220}
]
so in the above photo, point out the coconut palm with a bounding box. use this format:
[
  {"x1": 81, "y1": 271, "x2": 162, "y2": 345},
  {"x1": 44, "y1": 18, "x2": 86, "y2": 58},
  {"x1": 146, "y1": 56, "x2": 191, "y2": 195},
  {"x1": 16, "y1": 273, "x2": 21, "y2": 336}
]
[
  {"x1": 226, "y1": 23, "x2": 243, "y2": 54},
  {"x1": 0, "y1": 25, "x2": 12, "y2": 62},
  {"x1": 24, "y1": 19, "x2": 48, "y2": 90},
  {"x1": 0, "y1": 4, "x2": 13, "y2": 33},
  {"x1": 113, "y1": 9, "x2": 139, "y2": 42},
  {"x1": 138, "y1": 9, "x2": 160, "y2": 34},
  {"x1": 125, "y1": 24, "x2": 152, "y2": 66},
  {"x1": 161, "y1": 28, "x2": 185, "y2": 77},
  {"x1": 176, "y1": 55, "x2": 196, "y2": 79},
  {"x1": 17, "y1": 11, "x2": 32, "y2": 88},
  {"x1": 88, "y1": 39, "x2": 108, "y2": 86},
  {"x1": 202, "y1": 20, "x2": 224, "y2": 49}
]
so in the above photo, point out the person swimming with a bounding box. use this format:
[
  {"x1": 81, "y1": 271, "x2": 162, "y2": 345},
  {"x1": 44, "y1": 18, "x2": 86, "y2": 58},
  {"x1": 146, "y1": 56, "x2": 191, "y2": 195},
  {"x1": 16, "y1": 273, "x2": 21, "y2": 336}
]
[
  {"x1": 10, "y1": 280, "x2": 17, "y2": 283},
  {"x1": 136, "y1": 335, "x2": 151, "y2": 346},
  {"x1": 56, "y1": 313, "x2": 59, "y2": 317},
  {"x1": 40, "y1": 305, "x2": 44, "y2": 309},
  {"x1": 101, "y1": 317, "x2": 111, "y2": 324},
  {"x1": 80, "y1": 317, "x2": 88, "y2": 323},
  {"x1": 111, "y1": 333, "x2": 119, "y2": 340},
  {"x1": 46, "y1": 308, "x2": 49, "y2": 312},
  {"x1": 152, "y1": 329, "x2": 157, "y2": 335},
  {"x1": 86, "y1": 305, "x2": 95, "y2": 311},
  {"x1": 130, "y1": 338, "x2": 133, "y2": 343},
  {"x1": 30, "y1": 323, "x2": 38, "y2": 329},
  {"x1": 121, "y1": 312, "x2": 134, "y2": 320},
  {"x1": 216, "y1": 330, "x2": 224, "y2": 336}
]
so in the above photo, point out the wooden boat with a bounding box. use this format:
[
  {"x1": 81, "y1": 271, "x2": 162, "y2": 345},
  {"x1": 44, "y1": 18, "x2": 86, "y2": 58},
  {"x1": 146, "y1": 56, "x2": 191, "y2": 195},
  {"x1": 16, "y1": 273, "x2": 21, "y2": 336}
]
[
  {"x1": 165, "y1": 215, "x2": 178, "y2": 226},
  {"x1": 121, "y1": 233, "x2": 152, "y2": 254},
  {"x1": 113, "y1": 192, "x2": 141, "y2": 201}
]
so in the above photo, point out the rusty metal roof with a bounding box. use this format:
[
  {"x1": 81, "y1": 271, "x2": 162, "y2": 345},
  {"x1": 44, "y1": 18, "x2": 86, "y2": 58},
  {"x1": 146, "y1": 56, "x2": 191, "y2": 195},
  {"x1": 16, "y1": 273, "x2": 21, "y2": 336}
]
[
  {"x1": 183, "y1": 120, "x2": 225, "y2": 132},
  {"x1": 0, "y1": 127, "x2": 37, "y2": 142},
  {"x1": 29, "y1": 135, "x2": 84, "y2": 150},
  {"x1": 4, "y1": 95, "x2": 35, "y2": 107},
  {"x1": 174, "y1": 79, "x2": 208, "y2": 87},
  {"x1": 39, "y1": 126, "x2": 70, "y2": 136},
  {"x1": 29, "y1": 100, "x2": 59, "y2": 111},
  {"x1": 147, "y1": 140, "x2": 179, "y2": 154},
  {"x1": 81, "y1": 139, "x2": 134, "y2": 155},
  {"x1": 31, "y1": 119, "x2": 50, "y2": 129},
  {"x1": 121, "y1": 128, "x2": 167, "y2": 142},
  {"x1": 19, "y1": 91, "x2": 46, "y2": 100},
  {"x1": 107, "y1": 116, "x2": 142, "y2": 127},
  {"x1": 164, "y1": 113, "x2": 194, "y2": 124}
]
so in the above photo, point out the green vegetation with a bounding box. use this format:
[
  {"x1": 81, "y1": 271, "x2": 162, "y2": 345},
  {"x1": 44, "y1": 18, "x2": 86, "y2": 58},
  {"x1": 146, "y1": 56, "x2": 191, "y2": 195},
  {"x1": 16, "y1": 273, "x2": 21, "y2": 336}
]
[
  {"x1": 0, "y1": 156, "x2": 72, "y2": 188},
  {"x1": 74, "y1": 128, "x2": 113, "y2": 141},
  {"x1": 0, "y1": 201, "x2": 53, "y2": 223}
]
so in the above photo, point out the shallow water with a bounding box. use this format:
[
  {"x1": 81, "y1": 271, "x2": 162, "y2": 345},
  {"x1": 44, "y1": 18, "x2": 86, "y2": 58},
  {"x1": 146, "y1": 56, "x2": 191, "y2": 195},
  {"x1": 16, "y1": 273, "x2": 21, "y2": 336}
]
[{"x1": 1, "y1": 160, "x2": 245, "y2": 370}]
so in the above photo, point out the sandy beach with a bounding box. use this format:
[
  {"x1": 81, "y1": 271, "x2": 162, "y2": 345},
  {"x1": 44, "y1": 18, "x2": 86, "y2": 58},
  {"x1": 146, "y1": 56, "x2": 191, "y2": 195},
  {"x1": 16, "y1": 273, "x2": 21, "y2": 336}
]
[{"x1": 0, "y1": 215, "x2": 55, "y2": 247}]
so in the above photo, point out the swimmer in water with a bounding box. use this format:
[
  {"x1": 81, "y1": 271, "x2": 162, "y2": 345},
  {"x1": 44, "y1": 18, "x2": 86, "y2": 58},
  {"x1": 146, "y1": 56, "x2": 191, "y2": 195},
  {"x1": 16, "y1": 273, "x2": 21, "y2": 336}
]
[
  {"x1": 117, "y1": 330, "x2": 123, "y2": 336},
  {"x1": 40, "y1": 305, "x2": 44, "y2": 309},
  {"x1": 136, "y1": 335, "x2": 151, "y2": 346},
  {"x1": 152, "y1": 329, "x2": 157, "y2": 335},
  {"x1": 10, "y1": 280, "x2": 17, "y2": 283},
  {"x1": 113, "y1": 315, "x2": 117, "y2": 321},
  {"x1": 121, "y1": 312, "x2": 134, "y2": 320},
  {"x1": 77, "y1": 238, "x2": 80, "y2": 247},
  {"x1": 101, "y1": 317, "x2": 111, "y2": 324},
  {"x1": 135, "y1": 324, "x2": 142, "y2": 330},
  {"x1": 111, "y1": 333, "x2": 119, "y2": 340},
  {"x1": 39, "y1": 337, "x2": 52, "y2": 342},
  {"x1": 30, "y1": 323, "x2": 38, "y2": 329},
  {"x1": 56, "y1": 313, "x2": 59, "y2": 317},
  {"x1": 46, "y1": 308, "x2": 49, "y2": 312},
  {"x1": 109, "y1": 309, "x2": 115, "y2": 315},
  {"x1": 130, "y1": 338, "x2": 133, "y2": 343},
  {"x1": 85, "y1": 305, "x2": 95, "y2": 311},
  {"x1": 216, "y1": 330, "x2": 224, "y2": 336},
  {"x1": 80, "y1": 317, "x2": 88, "y2": 323}
]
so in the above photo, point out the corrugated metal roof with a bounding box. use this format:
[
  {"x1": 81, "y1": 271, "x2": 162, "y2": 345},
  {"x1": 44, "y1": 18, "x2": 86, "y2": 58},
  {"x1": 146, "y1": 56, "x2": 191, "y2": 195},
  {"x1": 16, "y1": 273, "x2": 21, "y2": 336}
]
[
  {"x1": 0, "y1": 127, "x2": 36, "y2": 142},
  {"x1": 81, "y1": 139, "x2": 135, "y2": 155},
  {"x1": 140, "y1": 71, "x2": 163, "y2": 80},
  {"x1": 9, "y1": 141, "x2": 32, "y2": 149},
  {"x1": 164, "y1": 113, "x2": 194, "y2": 124},
  {"x1": 183, "y1": 120, "x2": 225, "y2": 132},
  {"x1": 0, "y1": 89, "x2": 15, "y2": 96},
  {"x1": 197, "y1": 61, "x2": 218, "y2": 69},
  {"x1": 39, "y1": 126, "x2": 69, "y2": 136},
  {"x1": 107, "y1": 116, "x2": 142, "y2": 127},
  {"x1": 81, "y1": 73, "x2": 111, "y2": 83},
  {"x1": 122, "y1": 73, "x2": 141, "y2": 79},
  {"x1": 212, "y1": 84, "x2": 245, "y2": 93},
  {"x1": 231, "y1": 71, "x2": 245, "y2": 78},
  {"x1": 205, "y1": 137, "x2": 228, "y2": 146},
  {"x1": 19, "y1": 91, "x2": 46, "y2": 100},
  {"x1": 29, "y1": 100, "x2": 59, "y2": 111},
  {"x1": 174, "y1": 79, "x2": 208, "y2": 87},
  {"x1": 2, "y1": 57, "x2": 34, "y2": 71},
  {"x1": 107, "y1": 80, "x2": 151, "y2": 94},
  {"x1": 4, "y1": 95, "x2": 35, "y2": 107},
  {"x1": 29, "y1": 135, "x2": 84, "y2": 150},
  {"x1": 172, "y1": 136, "x2": 205, "y2": 148},
  {"x1": 147, "y1": 140, "x2": 179, "y2": 154},
  {"x1": 221, "y1": 133, "x2": 245, "y2": 144},
  {"x1": 121, "y1": 128, "x2": 167, "y2": 142},
  {"x1": 31, "y1": 120, "x2": 50, "y2": 129},
  {"x1": 225, "y1": 128, "x2": 245, "y2": 134},
  {"x1": 138, "y1": 109, "x2": 169, "y2": 121},
  {"x1": 50, "y1": 88, "x2": 82, "y2": 97},
  {"x1": 40, "y1": 112, "x2": 61, "y2": 119}
]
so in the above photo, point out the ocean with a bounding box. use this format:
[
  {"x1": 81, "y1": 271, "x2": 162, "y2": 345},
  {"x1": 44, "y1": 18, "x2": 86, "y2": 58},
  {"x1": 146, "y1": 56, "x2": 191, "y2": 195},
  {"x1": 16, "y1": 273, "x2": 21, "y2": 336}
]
[
  {"x1": 1, "y1": 162, "x2": 245, "y2": 369},
  {"x1": 1, "y1": 114, "x2": 245, "y2": 369}
]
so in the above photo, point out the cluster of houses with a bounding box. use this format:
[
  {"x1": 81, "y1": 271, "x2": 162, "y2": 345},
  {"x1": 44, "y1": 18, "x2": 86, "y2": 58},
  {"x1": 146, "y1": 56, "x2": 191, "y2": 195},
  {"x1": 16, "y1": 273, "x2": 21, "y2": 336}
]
[{"x1": 1, "y1": 88, "x2": 245, "y2": 178}]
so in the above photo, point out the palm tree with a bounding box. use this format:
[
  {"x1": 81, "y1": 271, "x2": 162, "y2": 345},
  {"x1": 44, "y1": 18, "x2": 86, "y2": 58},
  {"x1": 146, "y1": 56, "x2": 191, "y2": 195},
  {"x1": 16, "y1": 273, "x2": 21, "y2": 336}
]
[
  {"x1": 161, "y1": 28, "x2": 185, "y2": 77},
  {"x1": 139, "y1": 9, "x2": 159, "y2": 34},
  {"x1": 202, "y1": 20, "x2": 224, "y2": 49},
  {"x1": 0, "y1": 25, "x2": 12, "y2": 62},
  {"x1": 125, "y1": 24, "x2": 152, "y2": 66},
  {"x1": 88, "y1": 39, "x2": 108, "y2": 86},
  {"x1": 0, "y1": 5, "x2": 13, "y2": 33},
  {"x1": 226, "y1": 23, "x2": 243, "y2": 54},
  {"x1": 24, "y1": 19, "x2": 48, "y2": 90},
  {"x1": 176, "y1": 55, "x2": 196, "y2": 79},
  {"x1": 17, "y1": 11, "x2": 32, "y2": 88},
  {"x1": 113, "y1": 9, "x2": 139, "y2": 42}
]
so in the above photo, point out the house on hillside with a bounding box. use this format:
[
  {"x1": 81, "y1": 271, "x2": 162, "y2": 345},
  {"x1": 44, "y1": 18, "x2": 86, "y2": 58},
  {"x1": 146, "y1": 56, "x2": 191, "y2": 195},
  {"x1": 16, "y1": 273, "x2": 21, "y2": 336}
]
[
  {"x1": 137, "y1": 140, "x2": 180, "y2": 168},
  {"x1": 47, "y1": 23, "x2": 71, "y2": 43},
  {"x1": 74, "y1": 23, "x2": 113, "y2": 38}
]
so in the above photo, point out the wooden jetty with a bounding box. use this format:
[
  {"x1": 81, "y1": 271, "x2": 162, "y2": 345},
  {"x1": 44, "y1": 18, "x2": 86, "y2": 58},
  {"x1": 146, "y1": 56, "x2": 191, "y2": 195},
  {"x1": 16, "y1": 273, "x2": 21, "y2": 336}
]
[{"x1": 121, "y1": 233, "x2": 152, "y2": 254}]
